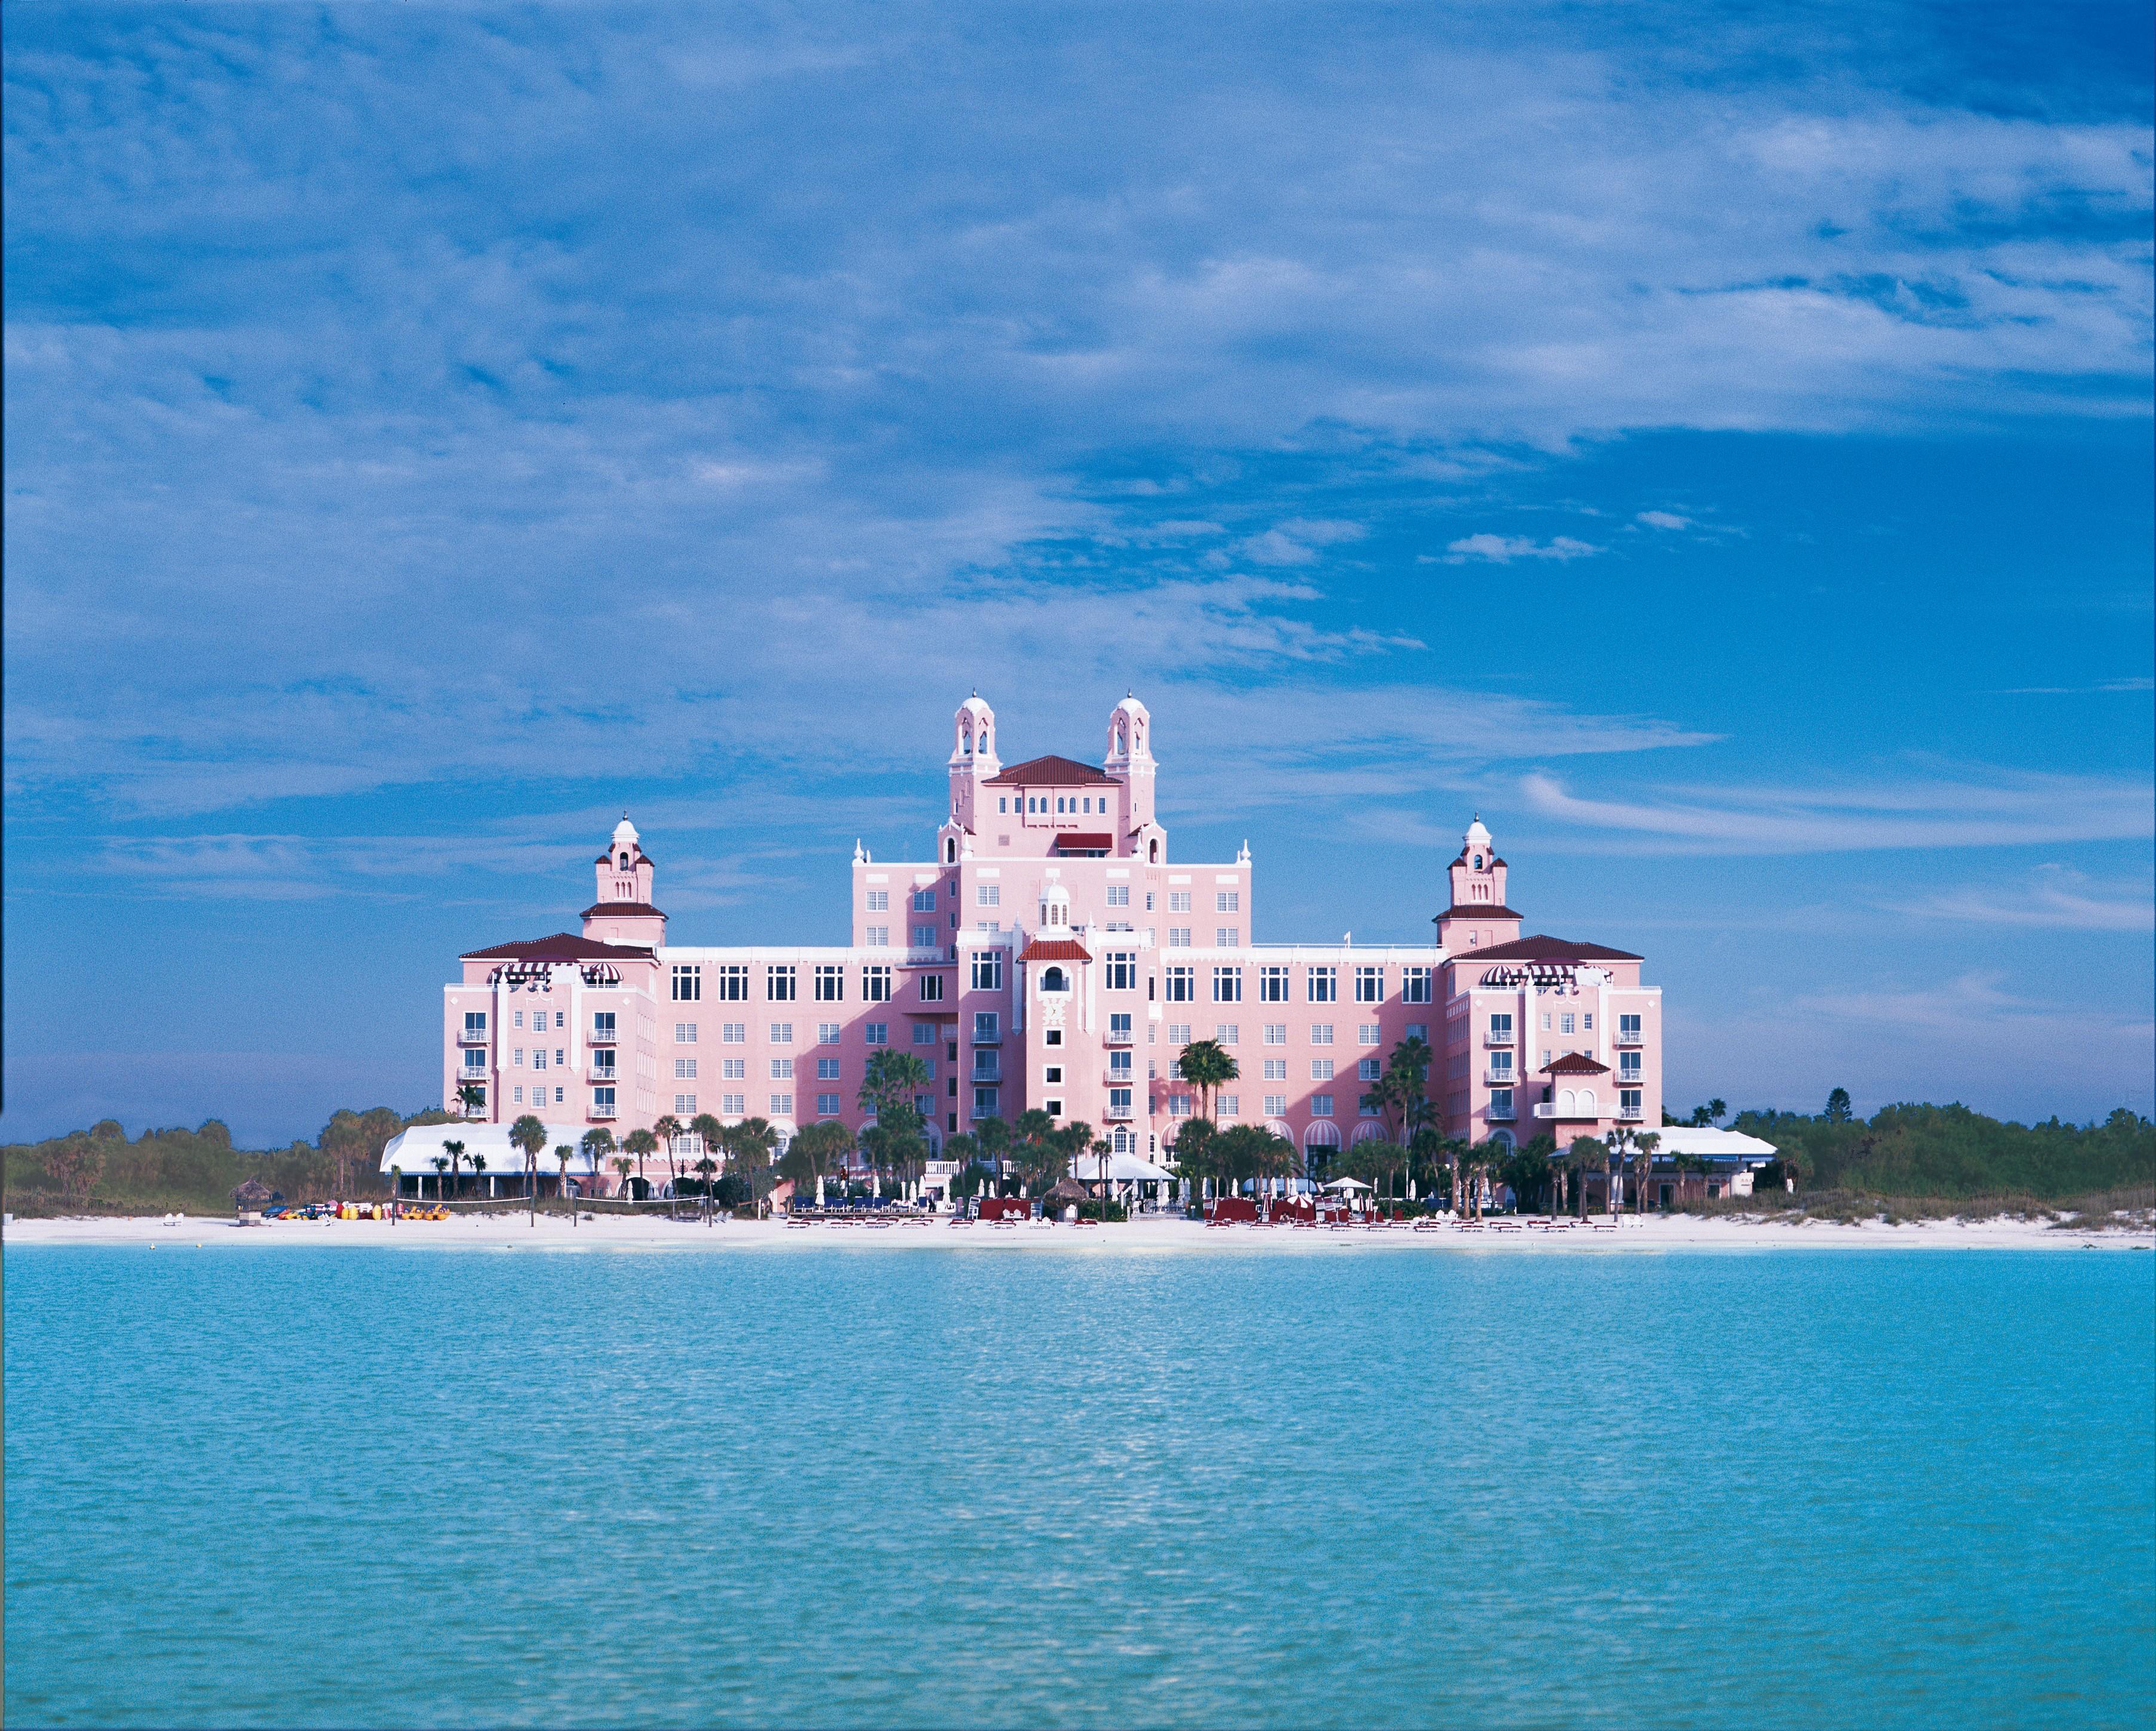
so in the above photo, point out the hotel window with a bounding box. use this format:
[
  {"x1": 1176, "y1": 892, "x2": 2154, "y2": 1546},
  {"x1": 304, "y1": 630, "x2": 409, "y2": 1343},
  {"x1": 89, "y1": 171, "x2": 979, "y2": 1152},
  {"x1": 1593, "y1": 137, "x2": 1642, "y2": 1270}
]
[
  {"x1": 1109, "y1": 1012, "x2": 1133, "y2": 1041},
  {"x1": 865, "y1": 1022, "x2": 889, "y2": 1045},
  {"x1": 1216, "y1": 890, "x2": 1239, "y2": 913},
  {"x1": 1106, "y1": 952, "x2": 1137, "y2": 991},
  {"x1": 770, "y1": 1022, "x2": 794, "y2": 1045},
  {"x1": 1259, "y1": 966, "x2": 1290, "y2": 1002},
  {"x1": 862, "y1": 965, "x2": 893, "y2": 1002},
  {"x1": 1489, "y1": 1052, "x2": 1514, "y2": 1078},
  {"x1": 1310, "y1": 1094, "x2": 1334, "y2": 1117},
  {"x1": 1216, "y1": 1022, "x2": 1239, "y2": 1045},
  {"x1": 1109, "y1": 1086, "x2": 1133, "y2": 1116},
  {"x1": 1167, "y1": 1095, "x2": 1192, "y2": 1117},
  {"x1": 722, "y1": 1093, "x2": 745, "y2": 1114},
  {"x1": 1307, "y1": 967, "x2": 1338, "y2": 1003},
  {"x1": 771, "y1": 1057, "x2": 794, "y2": 1080},
  {"x1": 1263, "y1": 1024, "x2": 1287, "y2": 1046},
  {"x1": 716, "y1": 965, "x2": 749, "y2": 1000},
  {"x1": 768, "y1": 966, "x2": 797, "y2": 1002},
  {"x1": 1164, "y1": 965, "x2": 1196, "y2": 1003},
  {"x1": 1405, "y1": 1022, "x2": 1429, "y2": 1042},
  {"x1": 1212, "y1": 966, "x2": 1242, "y2": 1003},
  {"x1": 722, "y1": 1058, "x2": 745, "y2": 1080},
  {"x1": 1358, "y1": 1057, "x2": 1381, "y2": 1082},
  {"x1": 1359, "y1": 1024, "x2": 1381, "y2": 1046},
  {"x1": 971, "y1": 951, "x2": 1004, "y2": 991},
  {"x1": 1109, "y1": 1050, "x2": 1133, "y2": 1076},
  {"x1": 815, "y1": 965, "x2": 845, "y2": 1002},
  {"x1": 1044, "y1": 1065, "x2": 1065, "y2": 1086},
  {"x1": 817, "y1": 1057, "x2": 841, "y2": 1081},
  {"x1": 1168, "y1": 927, "x2": 1191, "y2": 948},
  {"x1": 973, "y1": 1011, "x2": 1000, "y2": 1042},
  {"x1": 911, "y1": 1022, "x2": 937, "y2": 1046},
  {"x1": 1621, "y1": 1088, "x2": 1642, "y2": 1116},
  {"x1": 1169, "y1": 891, "x2": 1192, "y2": 913},
  {"x1": 1310, "y1": 1059, "x2": 1334, "y2": 1080},
  {"x1": 977, "y1": 884, "x2": 1000, "y2": 907},
  {"x1": 1310, "y1": 1024, "x2": 1334, "y2": 1046},
  {"x1": 973, "y1": 1086, "x2": 1001, "y2": 1119},
  {"x1": 997, "y1": 798, "x2": 1007, "y2": 814},
  {"x1": 1402, "y1": 966, "x2": 1432, "y2": 1004},
  {"x1": 1490, "y1": 1012, "x2": 1514, "y2": 1040},
  {"x1": 675, "y1": 1022, "x2": 698, "y2": 1043},
  {"x1": 863, "y1": 926, "x2": 889, "y2": 947},
  {"x1": 532, "y1": 1049, "x2": 548, "y2": 1071},
  {"x1": 674, "y1": 1094, "x2": 696, "y2": 1115},
  {"x1": 1145, "y1": 892, "x2": 1156, "y2": 910},
  {"x1": 1217, "y1": 1094, "x2": 1240, "y2": 1117},
  {"x1": 594, "y1": 1087, "x2": 615, "y2": 1113},
  {"x1": 1264, "y1": 1093, "x2": 1288, "y2": 1117},
  {"x1": 865, "y1": 889, "x2": 889, "y2": 912},
  {"x1": 513, "y1": 1085, "x2": 524, "y2": 1103},
  {"x1": 463, "y1": 1011, "x2": 488, "y2": 1037},
  {"x1": 1620, "y1": 1053, "x2": 1642, "y2": 1081},
  {"x1": 1108, "y1": 884, "x2": 1130, "y2": 907},
  {"x1": 513, "y1": 1011, "x2": 524, "y2": 1030},
  {"x1": 1355, "y1": 966, "x2": 1384, "y2": 1003},
  {"x1": 676, "y1": 1058, "x2": 698, "y2": 1080},
  {"x1": 973, "y1": 1048, "x2": 1002, "y2": 1080},
  {"x1": 920, "y1": 974, "x2": 946, "y2": 1002},
  {"x1": 913, "y1": 888, "x2": 936, "y2": 911},
  {"x1": 817, "y1": 1092, "x2": 842, "y2": 1116},
  {"x1": 770, "y1": 1093, "x2": 793, "y2": 1116},
  {"x1": 1263, "y1": 1058, "x2": 1288, "y2": 1081},
  {"x1": 1490, "y1": 1088, "x2": 1513, "y2": 1118},
  {"x1": 721, "y1": 1022, "x2": 746, "y2": 1044},
  {"x1": 911, "y1": 923, "x2": 937, "y2": 948},
  {"x1": 815, "y1": 1022, "x2": 840, "y2": 1044},
  {"x1": 671, "y1": 965, "x2": 701, "y2": 1002},
  {"x1": 1359, "y1": 1096, "x2": 1381, "y2": 1117},
  {"x1": 1620, "y1": 1014, "x2": 1642, "y2": 1042},
  {"x1": 1167, "y1": 1022, "x2": 1191, "y2": 1045},
  {"x1": 1560, "y1": 1013, "x2": 1576, "y2": 1034},
  {"x1": 1541, "y1": 1012, "x2": 1553, "y2": 1030},
  {"x1": 513, "y1": 1049, "x2": 525, "y2": 1067}
]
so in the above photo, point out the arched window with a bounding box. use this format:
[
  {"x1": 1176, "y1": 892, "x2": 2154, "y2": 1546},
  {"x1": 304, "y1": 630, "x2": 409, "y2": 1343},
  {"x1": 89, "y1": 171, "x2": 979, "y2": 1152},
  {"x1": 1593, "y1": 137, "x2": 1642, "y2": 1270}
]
[
  {"x1": 963, "y1": 730, "x2": 972, "y2": 754},
  {"x1": 1559, "y1": 1089, "x2": 1577, "y2": 1115},
  {"x1": 1580, "y1": 1089, "x2": 1597, "y2": 1114},
  {"x1": 618, "y1": 852, "x2": 630, "y2": 870},
  {"x1": 1473, "y1": 854, "x2": 1483, "y2": 869},
  {"x1": 1148, "y1": 838, "x2": 1159, "y2": 863},
  {"x1": 1040, "y1": 966, "x2": 1069, "y2": 993},
  {"x1": 1489, "y1": 1128, "x2": 1515, "y2": 1153},
  {"x1": 979, "y1": 729, "x2": 989, "y2": 753},
  {"x1": 945, "y1": 838, "x2": 957, "y2": 863}
]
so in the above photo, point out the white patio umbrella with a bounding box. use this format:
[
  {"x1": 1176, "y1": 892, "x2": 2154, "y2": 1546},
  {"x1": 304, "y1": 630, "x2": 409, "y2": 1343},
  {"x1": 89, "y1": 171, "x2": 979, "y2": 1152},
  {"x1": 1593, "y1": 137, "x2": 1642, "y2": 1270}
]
[{"x1": 1321, "y1": 1176, "x2": 1372, "y2": 1192}]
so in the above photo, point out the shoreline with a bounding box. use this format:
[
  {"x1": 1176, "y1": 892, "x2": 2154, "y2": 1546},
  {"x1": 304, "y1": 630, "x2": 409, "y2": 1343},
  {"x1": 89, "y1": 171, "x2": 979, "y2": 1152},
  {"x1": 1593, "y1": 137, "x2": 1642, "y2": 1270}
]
[{"x1": 7, "y1": 1211, "x2": 2151, "y2": 1252}]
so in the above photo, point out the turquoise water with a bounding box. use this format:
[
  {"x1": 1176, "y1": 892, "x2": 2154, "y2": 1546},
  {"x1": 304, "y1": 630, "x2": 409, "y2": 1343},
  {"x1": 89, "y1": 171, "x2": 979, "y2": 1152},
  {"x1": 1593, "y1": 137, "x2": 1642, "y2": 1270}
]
[{"x1": 6, "y1": 1244, "x2": 2152, "y2": 1728}]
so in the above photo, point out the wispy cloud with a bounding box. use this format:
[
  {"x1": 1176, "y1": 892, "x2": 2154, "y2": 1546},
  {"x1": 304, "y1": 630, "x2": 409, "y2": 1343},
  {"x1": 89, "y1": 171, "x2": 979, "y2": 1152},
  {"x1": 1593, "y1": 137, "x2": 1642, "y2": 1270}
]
[
  {"x1": 1520, "y1": 769, "x2": 2155, "y2": 852},
  {"x1": 1437, "y1": 533, "x2": 1602, "y2": 564},
  {"x1": 1634, "y1": 509, "x2": 1691, "y2": 529},
  {"x1": 1892, "y1": 864, "x2": 2154, "y2": 933}
]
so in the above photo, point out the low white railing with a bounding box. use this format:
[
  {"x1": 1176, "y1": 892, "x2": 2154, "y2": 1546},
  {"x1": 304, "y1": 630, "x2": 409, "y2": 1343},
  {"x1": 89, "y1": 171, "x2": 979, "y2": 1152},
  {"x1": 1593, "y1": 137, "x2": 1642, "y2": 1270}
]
[
  {"x1": 457, "y1": 1026, "x2": 489, "y2": 1043},
  {"x1": 589, "y1": 1024, "x2": 618, "y2": 1044}
]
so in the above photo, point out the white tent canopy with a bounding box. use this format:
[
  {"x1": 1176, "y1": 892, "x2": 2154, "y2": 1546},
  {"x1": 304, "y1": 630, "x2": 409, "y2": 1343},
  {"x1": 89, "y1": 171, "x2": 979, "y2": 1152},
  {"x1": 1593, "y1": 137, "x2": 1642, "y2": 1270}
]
[
  {"x1": 1636, "y1": 1127, "x2": 1779, "y2": 1165},
  {"x1": 381, "y1": 1123, "x2": 612, "y2": 1175},
  {"x1": 1321, "y1": 1176, "x2": 1372, "y2": 1192},
  {"x1": 1078, "y1": 1151, "x2": 1177, "y2": 1183}
]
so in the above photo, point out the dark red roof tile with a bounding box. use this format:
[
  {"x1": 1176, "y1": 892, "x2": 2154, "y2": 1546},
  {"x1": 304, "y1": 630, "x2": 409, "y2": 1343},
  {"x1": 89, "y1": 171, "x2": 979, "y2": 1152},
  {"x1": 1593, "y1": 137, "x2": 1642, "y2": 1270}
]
[{"x1": 985, "y1": 754, "x2": 1116, "y2": 787}]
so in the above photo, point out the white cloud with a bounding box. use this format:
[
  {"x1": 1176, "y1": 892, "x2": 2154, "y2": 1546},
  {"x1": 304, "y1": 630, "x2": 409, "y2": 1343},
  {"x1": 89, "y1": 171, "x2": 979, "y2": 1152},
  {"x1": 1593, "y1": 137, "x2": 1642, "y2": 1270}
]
[
  {"x1": 1635, "y1": 509, "x2": 1691, "y2": 529},
  {"x1": 1438, "y1": 533, "x2": 1602, "y2": 564},
  {"x1": 1893, "y1": 864, "x2": 2155, "y2": 933},
  {"x1": 1520, "y1": 769, "x2": 2155, "y2": 853}
]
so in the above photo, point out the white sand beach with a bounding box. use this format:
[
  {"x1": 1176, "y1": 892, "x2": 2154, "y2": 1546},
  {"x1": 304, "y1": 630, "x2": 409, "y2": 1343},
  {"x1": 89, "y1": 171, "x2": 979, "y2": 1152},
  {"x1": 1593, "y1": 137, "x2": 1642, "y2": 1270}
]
[{"x1": 7, "y1": 1210, "x2": 2150, "y2": 1252}]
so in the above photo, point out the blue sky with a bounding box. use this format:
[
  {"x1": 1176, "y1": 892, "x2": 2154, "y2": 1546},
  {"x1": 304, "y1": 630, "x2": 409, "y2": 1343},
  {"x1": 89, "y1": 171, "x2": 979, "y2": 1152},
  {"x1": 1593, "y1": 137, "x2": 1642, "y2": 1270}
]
[{"x1": 5, "y1": 1, "x2": 2151, "y2": 1144}]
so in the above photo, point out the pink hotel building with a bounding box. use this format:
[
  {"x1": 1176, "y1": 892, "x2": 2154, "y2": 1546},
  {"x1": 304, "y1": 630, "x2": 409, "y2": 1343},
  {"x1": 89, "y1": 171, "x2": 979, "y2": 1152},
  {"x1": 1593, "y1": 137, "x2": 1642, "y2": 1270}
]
[{"x1": 440, "y1": 694, "x2": 1663, "y2": 1182}]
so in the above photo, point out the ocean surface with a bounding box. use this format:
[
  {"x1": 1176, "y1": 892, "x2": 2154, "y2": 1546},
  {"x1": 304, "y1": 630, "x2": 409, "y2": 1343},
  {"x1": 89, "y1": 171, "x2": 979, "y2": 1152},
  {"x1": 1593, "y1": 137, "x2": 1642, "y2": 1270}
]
[{"x1": 5, "y1": 1242, "x2": 2152, "y2": 1728}]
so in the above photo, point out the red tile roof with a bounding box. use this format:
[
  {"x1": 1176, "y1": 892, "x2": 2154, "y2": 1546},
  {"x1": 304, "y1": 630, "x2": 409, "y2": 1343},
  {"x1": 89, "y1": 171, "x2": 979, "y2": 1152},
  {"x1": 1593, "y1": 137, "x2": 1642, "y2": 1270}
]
[
  {"x1": 1017, "y1": 937, "x2": 1093, "y2": 963},
  {"x1": 1436, "y1": 905, "x2": 1523, "y2": 922},
  {"x1": 463, "y1": 933, "x2": 657, "y2": 962},
  {"x1": 580, "y1": 902, "x2": 667, "y2": 919},
  {"x1": 1541, "y1": 1053, "x2": 1611, "y2": 1075},
  {"x1": 1054, "y1": 833, "x2": 1114, "y2": 851},
  {"x1": 985, "y1": 754, "x2": 1115, "y2": 787},
  {"x1": 1463, "y1": 935, "x2": 1642, "y2": 963}
]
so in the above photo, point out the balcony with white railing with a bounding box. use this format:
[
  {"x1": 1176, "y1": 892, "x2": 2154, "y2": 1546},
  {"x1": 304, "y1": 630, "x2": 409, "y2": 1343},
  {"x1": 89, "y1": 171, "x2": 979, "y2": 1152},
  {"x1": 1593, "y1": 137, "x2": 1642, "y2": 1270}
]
[
  {"x1": 459, "y1": 1054, "x2": 488, "y2": 1074},
  {"x1": 1106, "y1": 1027, "x2": 1134, "y2": 1046},
  {"x1": 1534, "y1": 1101, "x2": 1606, "y2": 1120},
  {"x1": 1483, "y1": 1070, "x2": 1517, "y2": 1088},
  {"x1": 588, "y1": 1060, "x2": 619, "y2": 1084},
  {"x1": 1615, "y1": 1031, "x2": 1644, "y2": 1047},
  {"x1": 457, "y1": 1025, "x2": 490, "y2": 1044},
  {"x1": 1618, "y1": 1106, "x2": 1643, "y2": 1121},
  {"x1": 1483, "y1": 1031, "x2": 1515, "y2": 1048},
  {"x1": 1105, "y1": 1100, "x2": 1136, "y2": 1120},
  {"x1": 590, "y1": 1102, "x2": 618, "y2": 1120},
  {"x1": 1486, "y1": 1102, "x2": 1517, "y2": 1122},
  {"x1": 589, "y1": 1024, "x2": 618, "y2": 1045}
]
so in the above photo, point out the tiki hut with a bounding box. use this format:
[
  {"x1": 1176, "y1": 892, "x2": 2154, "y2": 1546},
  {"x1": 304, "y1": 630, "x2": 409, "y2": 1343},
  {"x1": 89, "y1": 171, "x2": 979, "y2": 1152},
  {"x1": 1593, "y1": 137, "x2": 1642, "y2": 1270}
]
[
  {"x1": 230, "y1": 1177, "x2": 279, "y2": 1224},
  {"x1": 1045, "y1": 1176, "x2": 1090, "y2": 1219}
]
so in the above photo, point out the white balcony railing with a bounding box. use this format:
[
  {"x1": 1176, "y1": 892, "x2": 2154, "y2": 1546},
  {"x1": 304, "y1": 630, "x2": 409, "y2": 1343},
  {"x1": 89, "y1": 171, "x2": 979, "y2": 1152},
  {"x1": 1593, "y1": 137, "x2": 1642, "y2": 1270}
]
[
  {"x1": 1615, "y1": 1031, "x2": 1643, "y2": 1046},
  {"x1": 1486, "y1": 1104, "x2": 1517, "y2": 1121},
  {"x1": 1105, "y1": 1103, "x2": 1135, "y2": 1120},
  {"x1": 1106, "y1": 1028, "x2": 1134, "y2": 1046},
  {"x1": 457, "y1": 1026, "x2": 489, "y2": 1044},
  {"x1": 1534, "y1": 1102, "x2": 1605, "y2": 1120},
  {"x1": 1483, "y1": 1070, "x2": 1517, "y2": 1088},
  {"x1": 590, "y1": 1102, "x2": 618, "y2": 1120},
  {"x1": 589, "y1": 1062, "x2": 618, "y2": 1084},
  {"x1": 1483, "y1": 1031, "x2": 1515, "y2": 1048},
  {"x1": 589, "y1": 1024, "x2": 618, "y2": 1045},
  {"x1": 1618, "y1": 1107, "x2": 1643, "y2": 1121}
]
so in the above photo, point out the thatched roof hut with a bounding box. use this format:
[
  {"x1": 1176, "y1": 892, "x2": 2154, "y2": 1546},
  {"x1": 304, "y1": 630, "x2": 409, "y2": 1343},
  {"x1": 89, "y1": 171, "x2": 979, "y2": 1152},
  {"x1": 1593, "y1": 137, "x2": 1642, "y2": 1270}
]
[
  {"x1": 1045, "y1": 1176, "x2": 1090, "y2": 1204},
  {"x1": 231, "y1": 1177, "x2": 280, "y2": 1219}
]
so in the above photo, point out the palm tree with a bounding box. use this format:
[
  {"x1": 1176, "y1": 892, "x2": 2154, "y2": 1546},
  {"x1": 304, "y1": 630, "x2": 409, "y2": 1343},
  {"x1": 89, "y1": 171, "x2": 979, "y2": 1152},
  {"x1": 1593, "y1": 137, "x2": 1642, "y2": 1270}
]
[
  {"x1": 553, "y1": 1144, "x2": 575, "y2": 1219},
  {"x1": 456, "y1": 1082, "x2": 487, "y2": 1120},
  {"x1": 1567, "y1": 1136, "x2": 1606, "y2": 1218},
  {"x1": 652, "y1": 1114, "x2": 683, "y2": 1194},
  {"x1": 443, "y1": 1139, "x2": 465, "y2": 1201},
  {"x1": 430, "y1": 1154, "x2": 450, "y2": 1200},
  {"x1": 688, "y1": 1113, "x2": 726, "y2": 1218},
  {"x1": 1091, "y1": 1135, "x2": 1114, "y2": 1217},
  {"x1": 974, "y1": 1114, "x2": 1013, "y2": 1197},
  {"x1": 858, "y1": 1050, "x2": 931, "y2": 1199},
  {"x1": 622, "y1": 1128, "x2": 658, "y2": 1197},
  {"x1": 470, "y1": 1151, "x2": 488, "y2": 1201},
  {"x1": 509, "y1": 1114, "x2": 549, "y2": 1224},
  {"x1": 1177, "y1": 1039, "x2": 1238, "y2": 1126},
  {"x1": 579, "y1": 1128, "x2": 615, "y2": 1212},
  {"x1": 730, "y1": 1117, "x2": 780, "y2": 1216}
]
